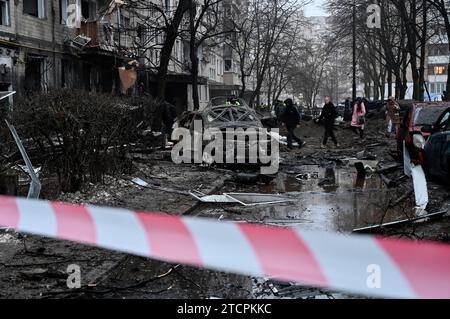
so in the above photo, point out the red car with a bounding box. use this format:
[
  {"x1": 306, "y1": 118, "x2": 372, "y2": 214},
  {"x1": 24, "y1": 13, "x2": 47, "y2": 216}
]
[{"x1": 396, "y1": 101, "x2": 450, "y2": 164}]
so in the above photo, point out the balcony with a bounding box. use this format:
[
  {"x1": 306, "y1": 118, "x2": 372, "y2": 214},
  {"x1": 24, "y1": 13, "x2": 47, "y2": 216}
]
[{"x1": 76, "y1": 21, "x2": 99, "y2": 47}]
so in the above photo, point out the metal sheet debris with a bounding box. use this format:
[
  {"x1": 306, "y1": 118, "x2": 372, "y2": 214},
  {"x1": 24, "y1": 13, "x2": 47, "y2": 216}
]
[
  {"x1": 132, "y1": 177, "x2": 150, "y2": 187},
  {"x1": 402, "y1": 142, "x2": 429, "y2": 210},
  {"x1": 16, "y1": 165, "x2": 42, "y2": 185},
  {"x1": 190, "y1": 191, "x2": 295, "y2": 206},
  {"x1": 132, "y1": 178, "x2": 190, "y2": 196},
  {"x1": 190, "y1": 191, "x2": 238, "y2": 204},
  {"x1": 352, "y1": 211, "x2": 447, "y2": 233},
  {"x1": 225, "y1": 193, "x2": 296, "y2": 206},
  {"x1": 411, "y1": 164, "x2": 429, "y2": 210},
  {"x1": 5, "y1": 120, "x2": 41, "y2": 199}
]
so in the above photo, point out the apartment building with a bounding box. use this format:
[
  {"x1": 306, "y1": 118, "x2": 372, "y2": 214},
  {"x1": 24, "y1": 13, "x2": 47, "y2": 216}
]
[
  {"x1": 208, "y1": 0, "x2": 245, "y2": 101},
  {"x1": 426, "y1": 35, "x2": 449, "y2": 101},
  {"x1": 0, "y1": 0, "x2": 247, "y2": 110},
  {"x1": 0, "y1": 0, "x2": 130, "y2": 104}
]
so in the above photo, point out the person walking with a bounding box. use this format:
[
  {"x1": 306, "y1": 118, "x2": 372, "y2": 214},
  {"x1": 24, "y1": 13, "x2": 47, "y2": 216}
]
[
  {"x1": 386, "y1": 96, "x2": 400, "y2": 135},
  {"x1": 351, "y1": 97, "x2": 367, "y2": 139},
  {"x1": 282, "y1": 99, "x2": 305, "y2": 150},
  {"x1": 317, "y1": 96, "x2": 339, "y2": 148}
]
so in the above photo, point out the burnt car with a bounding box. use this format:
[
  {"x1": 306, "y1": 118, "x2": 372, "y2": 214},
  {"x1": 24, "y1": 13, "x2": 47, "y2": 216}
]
[
  {"x1": 396, "y1": 101, "x2": 450, "y2": 163},
  {"x1": 421, "y1": 107, "x2": 450, "y2": 184},
  {"x1": 175, "y1": 97, "x2": 277, "y2": 168}
]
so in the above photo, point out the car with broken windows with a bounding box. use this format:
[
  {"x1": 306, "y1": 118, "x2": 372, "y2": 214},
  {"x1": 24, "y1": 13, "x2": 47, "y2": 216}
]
[
  {"x1": 175, "y1": 97, "x2": 278, "y2": 170},
  {"x1": 420, "y1": 107, "x2": 450, "y2": 184},
  {"x1": 396, "y1": 101, "x2": 450, "y2": 164}
]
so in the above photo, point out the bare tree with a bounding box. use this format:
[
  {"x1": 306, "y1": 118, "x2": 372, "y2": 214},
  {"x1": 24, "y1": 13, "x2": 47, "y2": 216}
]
[
  {"x1": 226, "y1": 9, "x2": 257, "y2": 98},
  {"x1": 113, "y1": 0, "x2": 191, "y2": 98},
  {"x1": 264, "y1": 17, "x2": 304, "y2": 105},
  {"x1": 328, "y1": 0, "x2": 438, "y2": 101},
  {"x1": 290, "y1": 42, "x2": 334, "y2": 107},
  {"x1": 185, "y1": 0, "x2": 232, "y2": 109},
  {"x1": 245, "y1": 0, "x2": 304, "y2": 107}
]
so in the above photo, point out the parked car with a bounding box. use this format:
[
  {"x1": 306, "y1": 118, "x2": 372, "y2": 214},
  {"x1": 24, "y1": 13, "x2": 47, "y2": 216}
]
[
  {"x1": 421, "y1": 107, "x2": 450, "y2": 183},
  {"x1": 396, "y1": 101, "x2": 450, "y2": 163}
]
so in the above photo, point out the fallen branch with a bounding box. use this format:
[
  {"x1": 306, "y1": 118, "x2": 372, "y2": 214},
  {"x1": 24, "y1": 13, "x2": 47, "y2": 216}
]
[
  {"x1": 40, "y1": 265, "x2": 179, "y2": 297},
  {"x1": 389, "y1": 189, "x2": 414, "y2": 208},
  {"x1": 353, "y1": 211, "x2": 447, "y2": 233}
]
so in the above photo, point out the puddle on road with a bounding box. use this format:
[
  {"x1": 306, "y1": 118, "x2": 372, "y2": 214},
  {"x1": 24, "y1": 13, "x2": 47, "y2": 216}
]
[
  {"x1": 193, "y1": 165, "x2": 415, "y2": 233},
  {"x1": 258, "y1": 165, "x2": 382, "y2": 194}
]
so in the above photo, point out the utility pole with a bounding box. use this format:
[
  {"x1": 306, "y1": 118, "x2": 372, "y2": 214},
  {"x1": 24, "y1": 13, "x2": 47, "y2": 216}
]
[{"x1": 352, "y1": 0, "x2": 357, "y2": 102}]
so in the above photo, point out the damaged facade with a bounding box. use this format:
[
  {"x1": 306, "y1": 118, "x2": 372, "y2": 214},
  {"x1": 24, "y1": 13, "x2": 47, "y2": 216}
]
[
  {"x1": 0, "y1": 0, "x2": 122, "y2": 101},
  {"x1": 0, "y1": 0, "x2": 246, "y2": 110}
]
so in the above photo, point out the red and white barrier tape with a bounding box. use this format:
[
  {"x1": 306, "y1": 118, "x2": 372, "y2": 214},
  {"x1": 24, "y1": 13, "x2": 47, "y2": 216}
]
[{"x1": 0, "y1": 196, "x2": 449, "y2": 299}]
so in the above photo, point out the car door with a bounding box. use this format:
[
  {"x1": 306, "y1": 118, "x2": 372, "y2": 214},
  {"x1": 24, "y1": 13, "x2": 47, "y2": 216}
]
[{"x1": 426, "y1": 109, "x2": 450, "y2": 176}]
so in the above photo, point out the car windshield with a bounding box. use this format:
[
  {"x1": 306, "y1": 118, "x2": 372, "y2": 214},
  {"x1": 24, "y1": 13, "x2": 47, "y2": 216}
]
[{"x1": 413, "y1": 107, "x2": 446, "y2": 126}]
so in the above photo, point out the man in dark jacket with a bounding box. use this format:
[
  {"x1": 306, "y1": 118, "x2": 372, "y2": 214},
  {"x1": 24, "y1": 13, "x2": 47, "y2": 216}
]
[
  {"x1": 281, "y1": 99, "x2": 305, "y2": 149},
  {"x1": 317, "y1": 96, "x2": 340, "y2": 148}
]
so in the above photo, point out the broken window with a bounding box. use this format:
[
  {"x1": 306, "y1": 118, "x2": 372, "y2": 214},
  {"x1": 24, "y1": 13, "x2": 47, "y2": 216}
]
[
  {"x1": 81, "y1": 0, "x2": 96, "y2": 20},
  {"x1": 23, "y1": 0, "x2": 45, "y2": 18},
  {"x1": 0, "y1": 0, "x2": 10, "y2": 26},
  {"x1": 24, "y1": 55, "x2": 44, "y2": 92},
  {"x1": 224, "y1": 59, "x2": 232, "y2": 72}
]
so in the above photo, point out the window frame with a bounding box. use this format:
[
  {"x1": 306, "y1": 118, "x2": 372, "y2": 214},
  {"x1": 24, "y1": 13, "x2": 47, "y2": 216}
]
[
  {"x1": 23, "y1": 0, "x2": 46, "y2": 19},
  {"x1": 0, "y1": 0, "x2": 11, "y2": 26}
]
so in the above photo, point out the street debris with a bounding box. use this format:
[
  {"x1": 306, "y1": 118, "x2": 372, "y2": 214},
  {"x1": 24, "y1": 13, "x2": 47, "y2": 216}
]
[
  {"x1": 411, "y1": 165, "x2": 429, "y2": 210},
  {"x1": 353, "y1": 211, "x2": 448, "y2": 233},
  {"x1": 132, "y1": 177, "x2": 191, "y2": 196},
  {"x1": 5, "y1": 120, "x2": 41, "y2": 199},
  {"x1": 190, "y1": 191, "x2": 295, "y2": 206},
  {"x1": 1, "y1": 93, "x2": 450, "y2": 300},
  {"x1": 189, "y1": 191, "x2": 238, "y2": 204}
]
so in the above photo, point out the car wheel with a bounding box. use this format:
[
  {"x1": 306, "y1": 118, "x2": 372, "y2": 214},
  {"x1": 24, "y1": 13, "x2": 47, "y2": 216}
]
[{"x1": 423, "y1": 163, "x2": 435, "y2": 182}]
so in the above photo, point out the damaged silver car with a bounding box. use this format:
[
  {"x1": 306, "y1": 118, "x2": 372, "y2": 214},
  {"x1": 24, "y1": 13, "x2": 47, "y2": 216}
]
[{"x1": 176, "y1": 97, "x2": 278, "y2": 169}]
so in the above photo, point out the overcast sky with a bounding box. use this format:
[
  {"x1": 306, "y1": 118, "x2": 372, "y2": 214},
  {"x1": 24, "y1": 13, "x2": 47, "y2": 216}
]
[{"x1": 304, "y1": 0, "x2": 328, "y2": 17}]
